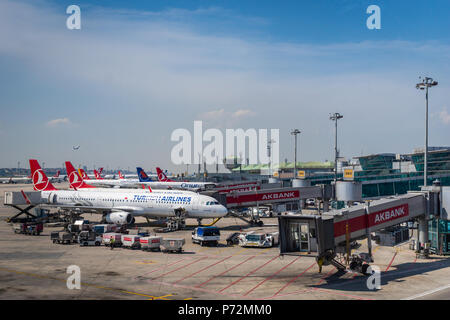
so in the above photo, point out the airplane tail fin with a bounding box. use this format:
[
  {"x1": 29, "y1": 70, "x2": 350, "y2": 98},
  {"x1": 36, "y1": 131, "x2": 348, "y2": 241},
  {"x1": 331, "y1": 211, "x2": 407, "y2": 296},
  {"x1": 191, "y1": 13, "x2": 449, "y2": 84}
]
[
  {"x1": 98, "y1": 167, "x2": 103, "y2": 175},
  {"x1": 156, "y1": 167, "x2": 174, "y2": 182},
  {"x1": 136, "y1": 167, "x2": 152, "y2": 182},
  {"x1": 93, "y1": 169, "x2": 104, "y2": 180},
  {"x1": 53, "y1": 170, "x2": 60, "y2": 178},
  {"x1": 118, "y1": 171, "x2": 125, "y2": 179},
  {"x1": 29, "y1": 159, "x2": 57, "y2": 191},
  {"x1": 65, "y1": 161, "x2": 95, "y2": 189},
  {"x1": 78, "y1": 168, "x2": 90, "y2": 180}
]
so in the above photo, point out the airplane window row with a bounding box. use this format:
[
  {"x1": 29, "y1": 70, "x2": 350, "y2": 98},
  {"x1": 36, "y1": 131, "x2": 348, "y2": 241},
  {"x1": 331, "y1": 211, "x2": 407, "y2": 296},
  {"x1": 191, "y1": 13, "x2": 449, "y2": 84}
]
[{"x1": 206, "y1": 201, "x2": 220, "y2": 205}]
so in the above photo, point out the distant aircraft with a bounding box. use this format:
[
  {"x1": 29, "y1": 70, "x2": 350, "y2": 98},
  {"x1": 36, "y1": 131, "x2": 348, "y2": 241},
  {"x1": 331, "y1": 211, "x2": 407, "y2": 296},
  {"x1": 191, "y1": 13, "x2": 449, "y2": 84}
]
[
  {"x1": 73, "y1": 145, "x2": 80, "y2": 151},
  {"x1": 30, "y1": 159, "x2": 227, "y2": 224}
]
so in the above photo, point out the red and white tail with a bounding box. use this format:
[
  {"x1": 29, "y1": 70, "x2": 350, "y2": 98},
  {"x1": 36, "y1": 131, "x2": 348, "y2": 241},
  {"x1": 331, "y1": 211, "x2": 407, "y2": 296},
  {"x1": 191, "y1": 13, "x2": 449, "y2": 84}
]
[
  {"x1": 118, "y1": 171, "x2": 125, "y2": 179},
  {"x1": 156, "y1": 167, "x2": 174, "y2": 182},
  {"x1": 98, "y1": 167, "x2": 103, "y2": 175},
  {"x1": 65, "y1": 161, "x2": 95, "y2": 189},
  {"x1": 78, "y1": 168, "x2": 90, "y2": 180},
  {"x1": 53, "y1": 170, "x2": 60, "y2": 178},
  {"x1": 93, "y1": 169, "x2": 103, "y2": 180},
  {"x1": 29, "y1": 159, "x2": 57, "y2": 191}
]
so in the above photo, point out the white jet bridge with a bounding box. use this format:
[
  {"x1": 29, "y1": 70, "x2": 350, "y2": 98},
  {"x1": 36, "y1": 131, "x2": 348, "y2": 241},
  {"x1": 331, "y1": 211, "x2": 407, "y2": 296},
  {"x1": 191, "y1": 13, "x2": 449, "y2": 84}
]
[{"x1": 278, "y1": 186, "x2": 443, "y2": 274}]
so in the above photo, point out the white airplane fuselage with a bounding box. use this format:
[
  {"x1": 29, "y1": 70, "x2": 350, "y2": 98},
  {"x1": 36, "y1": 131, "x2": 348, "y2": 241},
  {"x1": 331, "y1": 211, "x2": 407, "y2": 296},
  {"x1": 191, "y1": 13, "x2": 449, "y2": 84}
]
[
  {"x1": 87, "y1": 179, "x2": 216, "y2": 191},
  {"x1": 41, "y1": 189, "x2": 227, "y2": 219}
]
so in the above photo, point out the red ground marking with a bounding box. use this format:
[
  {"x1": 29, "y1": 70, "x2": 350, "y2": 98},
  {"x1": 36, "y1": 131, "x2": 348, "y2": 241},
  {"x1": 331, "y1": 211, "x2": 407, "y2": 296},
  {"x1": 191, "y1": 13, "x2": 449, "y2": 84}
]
[
  {"x1": 196, "y1": 255, "x2": 256, "y2": 288},
  {"x1": 385, "y1": 251, "x2": 398, "y2": 271},
  {"x1": 270, "y1": 262, "x2": 316, "y2": 297},
  {"x1": 173, "y1": 256, "x2": 233, "y2": 284},
  {"x1": 156, "y1": 257, "x2": 207, "y2": 278},
  {"x1": 137, "y1": 258, "x2": 190, "y2": 278},
  {"x1": 218, "y1": 255, "x2": 279, "y2": 293},
  {"x1": 315, "y1": 267, "x2": 337, "y2": 286},
  {"x1": 243, "y1": 256, "x2": 301, "y2": 296}
]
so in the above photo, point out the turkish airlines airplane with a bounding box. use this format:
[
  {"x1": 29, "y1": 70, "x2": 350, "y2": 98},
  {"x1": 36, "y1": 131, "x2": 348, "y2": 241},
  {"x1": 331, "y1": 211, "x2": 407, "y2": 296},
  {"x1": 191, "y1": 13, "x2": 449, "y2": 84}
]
[
  {"x1": 30, "y1": 159, "x2": 228, "y2": 224},
  {"x1": 137, "y1": 167, "x2": 217, "y2": 191}
]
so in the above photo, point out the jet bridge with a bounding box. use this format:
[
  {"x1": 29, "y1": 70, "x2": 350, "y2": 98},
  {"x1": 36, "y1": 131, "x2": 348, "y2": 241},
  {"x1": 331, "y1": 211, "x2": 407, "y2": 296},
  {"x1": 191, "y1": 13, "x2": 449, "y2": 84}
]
[
  {"x1": 279, "y1": 188, "x2": 442, "y2": 274},
  {"x1": 224, "y1": 185, "x2": 333, "y2": 208}
]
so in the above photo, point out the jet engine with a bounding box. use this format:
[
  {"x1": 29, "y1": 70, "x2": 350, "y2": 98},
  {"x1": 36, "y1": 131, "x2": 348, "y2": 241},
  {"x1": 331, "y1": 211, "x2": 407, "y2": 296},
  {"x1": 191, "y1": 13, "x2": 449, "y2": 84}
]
[{"x1": 105, "y1": 211, "x2": 133, "y2": 224}]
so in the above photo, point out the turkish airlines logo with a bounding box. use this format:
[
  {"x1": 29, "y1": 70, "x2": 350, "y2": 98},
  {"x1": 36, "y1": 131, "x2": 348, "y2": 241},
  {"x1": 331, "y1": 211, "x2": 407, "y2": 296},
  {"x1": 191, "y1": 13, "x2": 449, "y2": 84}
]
[
  {"x1": 158, "y1": 172, "x2": 165, "y2": 181},
  {"x1": 69, "y1": 172, "x2": 81, "y2": 186},
  {"x1": 32, "y1": 169, "x2": 49, "y2": 191}
]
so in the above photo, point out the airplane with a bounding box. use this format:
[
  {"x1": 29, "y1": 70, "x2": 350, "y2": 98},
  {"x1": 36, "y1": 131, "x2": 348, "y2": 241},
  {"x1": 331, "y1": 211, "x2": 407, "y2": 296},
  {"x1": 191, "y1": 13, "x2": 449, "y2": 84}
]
[
  {"x1": 49, "y1": 170, "x2": 63, "y2": 183},
  {"x1": 30, "y1": 159, "x2": 227, "y2": 224},
  {"x1": 151, "y1": 167, "x2": 217, "y2": 191},
  {"x1": 0, "y1": 176, "x2": 32, "y2": 184}
]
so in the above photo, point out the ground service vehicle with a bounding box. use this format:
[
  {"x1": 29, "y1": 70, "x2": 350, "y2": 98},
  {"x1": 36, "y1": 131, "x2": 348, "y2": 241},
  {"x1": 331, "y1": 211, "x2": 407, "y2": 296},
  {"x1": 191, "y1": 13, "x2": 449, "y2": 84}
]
[
  {"x1": 192, "y1": 226, "x2": 220, "y2": 246},
  {"x1": 226, "y1": 232, "x2": 241, "y2": 246},
  {"x1": 12, "y1": 223, "x2": 43, "y2": 235},
  {"x1": 51, "y1": 231, "x2": 76, "y2": 244},
  {"x1": 78, "y1": 231, "x2": 102, "y2": 246},
  {"x1": 238, "y1": 231, "x2": 279, "y2": 247}
]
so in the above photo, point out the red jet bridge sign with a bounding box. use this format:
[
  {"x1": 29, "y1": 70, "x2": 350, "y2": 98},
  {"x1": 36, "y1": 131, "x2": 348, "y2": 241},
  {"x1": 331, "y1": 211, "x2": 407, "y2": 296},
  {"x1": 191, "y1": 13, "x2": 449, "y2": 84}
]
[
  {"x1": 368, "y1": 203, "x2": 409, "y2": 227},
  {"x1": 226, "y1": 189, "x2": 300, "y2": 206},
  {"x1": 334, "y1": 203, "x2": 410, "y2": 238}
]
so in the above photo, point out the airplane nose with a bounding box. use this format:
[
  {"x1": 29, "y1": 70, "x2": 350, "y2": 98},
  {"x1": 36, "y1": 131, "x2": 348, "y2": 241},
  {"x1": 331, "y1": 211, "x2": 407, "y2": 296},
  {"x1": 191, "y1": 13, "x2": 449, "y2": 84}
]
[{"x1": 220, "y1": 205, "x2": 228, "y2": 216}]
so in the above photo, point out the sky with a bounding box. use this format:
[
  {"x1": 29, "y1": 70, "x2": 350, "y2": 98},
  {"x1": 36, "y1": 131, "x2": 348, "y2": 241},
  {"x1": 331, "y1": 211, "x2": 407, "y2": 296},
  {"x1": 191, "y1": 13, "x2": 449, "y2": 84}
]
[{"x1": 0, "y1": 0, "x2": 450, "y2": 172}]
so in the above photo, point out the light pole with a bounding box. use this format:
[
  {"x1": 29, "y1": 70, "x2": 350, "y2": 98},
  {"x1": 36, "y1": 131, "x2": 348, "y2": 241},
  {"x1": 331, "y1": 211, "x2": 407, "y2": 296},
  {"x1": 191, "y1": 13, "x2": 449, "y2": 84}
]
[
  {"x1": 267, "y1": 138, "x2": 276, "y2": 178},
  {"x1": 291, "y1": 129, "x2": 301, "y2": 179},
  {"x1": 329, "y1": 113, "x2": 343, "y2": 183},
  {"x1": 416, "y1": 77, "x2": 438, "y2": 187}
]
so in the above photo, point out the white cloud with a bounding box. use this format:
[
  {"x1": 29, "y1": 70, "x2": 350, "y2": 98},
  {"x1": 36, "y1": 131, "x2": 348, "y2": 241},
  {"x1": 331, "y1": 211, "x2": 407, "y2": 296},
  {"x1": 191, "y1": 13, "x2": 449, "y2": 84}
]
[
  {"x1": 46, "y1": 118, "x2": 71, "y2": 127},
  {"x1": 232, "y1": 109, "x2": 255, "y2": 118},
  {"x1": 439, "y1": 109, "x2": 450, "y2": 125}
]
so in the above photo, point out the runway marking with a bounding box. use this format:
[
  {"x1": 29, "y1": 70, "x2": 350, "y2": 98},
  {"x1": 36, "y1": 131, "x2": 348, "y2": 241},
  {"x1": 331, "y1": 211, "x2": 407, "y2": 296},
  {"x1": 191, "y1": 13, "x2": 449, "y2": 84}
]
[
  {"x1": 156, "y1": 257, "x2": 207, "y2": 278},
  {"x1": 173, "y1": 256, "x2": 233, "y2": 284},
  {"x1": 196, "y1": 255, "x2": 256, "y2": 288},
  {"x1": 402, "y1": 283, "x2": 450, "y2": 300},
  {"x1": 0, "y1": 266, "x2": 173, "y2": 300},
  {"x1": 243, "y1": 256, "x2": 301, "y2": 296},
  {"x1": 218, "y1": 255, "x2": 279, "y2": 293}
]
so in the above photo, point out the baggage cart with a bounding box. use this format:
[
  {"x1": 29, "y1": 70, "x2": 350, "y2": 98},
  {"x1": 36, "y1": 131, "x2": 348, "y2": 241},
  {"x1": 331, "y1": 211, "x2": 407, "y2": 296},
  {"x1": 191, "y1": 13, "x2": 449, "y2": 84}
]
[
  {"x1": 139, "y1": 236, "x2": 162, "y2": 251},
  {"x1": 102, "y1": 233, "x2": 122, "y2": 247},
  {"x1": 161, "y1": 238, "x2": 185, "y2": 253},
  {"x1": 121, "y1": 234, "x2": 141, "y2": 249}
]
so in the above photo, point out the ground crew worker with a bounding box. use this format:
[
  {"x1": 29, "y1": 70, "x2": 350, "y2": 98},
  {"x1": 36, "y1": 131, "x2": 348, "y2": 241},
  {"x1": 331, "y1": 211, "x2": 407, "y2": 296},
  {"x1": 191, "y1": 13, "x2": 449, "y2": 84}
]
[{"x1": 110, "y1": 237, "x2": 115, "y2": 250}]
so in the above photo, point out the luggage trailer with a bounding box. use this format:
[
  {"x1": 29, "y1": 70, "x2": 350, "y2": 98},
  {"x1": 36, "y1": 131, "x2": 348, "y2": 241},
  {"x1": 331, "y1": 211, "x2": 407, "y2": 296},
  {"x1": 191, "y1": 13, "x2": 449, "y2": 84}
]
[{"x1": 279, "y1": 188, "x2": 444, "y2": 274}]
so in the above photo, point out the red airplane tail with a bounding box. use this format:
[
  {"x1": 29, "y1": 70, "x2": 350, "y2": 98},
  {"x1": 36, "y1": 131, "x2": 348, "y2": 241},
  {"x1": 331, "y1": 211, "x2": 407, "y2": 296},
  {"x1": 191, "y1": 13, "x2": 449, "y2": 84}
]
[
  {"x1": 78, "y1": 168, "x2": 90, "y2": 180},
  {"x1": 65, "y1": 161, "x2": 95, "y2": 189},
  {"x1": 118, "y1": 171, "x2": 124, "y2": 179},
  {"x1": 29, "y1": 159, "x2": 57, "y2": 191},
  {"x1": 93, "y1": 169, "x2": 104, "y2": 180},
  {"x1": 98, "y1": 167, "x2": 103, "y2": 175},
  {"x1": 156, "y1": 167, "x2": 174, "y2": 182},
  {"x1": 53, "y1": 170, "x2": 60, "y2": 178}
]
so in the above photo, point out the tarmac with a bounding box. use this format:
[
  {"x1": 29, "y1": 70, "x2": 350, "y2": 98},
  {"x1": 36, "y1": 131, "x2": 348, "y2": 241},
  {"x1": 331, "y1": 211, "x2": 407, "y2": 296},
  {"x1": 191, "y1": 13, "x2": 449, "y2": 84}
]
[{"x1": 0, "y1": 182, "x2": 449, "y2": 300}]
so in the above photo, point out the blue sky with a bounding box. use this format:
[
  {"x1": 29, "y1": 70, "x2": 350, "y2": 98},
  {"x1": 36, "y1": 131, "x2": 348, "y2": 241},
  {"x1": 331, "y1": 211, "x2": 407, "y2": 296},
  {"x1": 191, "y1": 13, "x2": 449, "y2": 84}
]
[{"x1": 0, "y1": 0, "x2": 449, "y2": 171}]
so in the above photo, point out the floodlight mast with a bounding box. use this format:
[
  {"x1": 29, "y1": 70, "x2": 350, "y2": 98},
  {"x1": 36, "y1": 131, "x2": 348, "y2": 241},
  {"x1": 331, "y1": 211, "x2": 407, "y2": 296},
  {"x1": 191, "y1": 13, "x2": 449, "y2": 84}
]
[
  {"x1": 329, "y1": 113, "x2": 343, "y2": 184},
  {"x1": 416, "y1": 77, "x2": 438, "y2": 187},
  {"x1": 291, "y1": 129, "x2": 301, "y2": 180}
]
